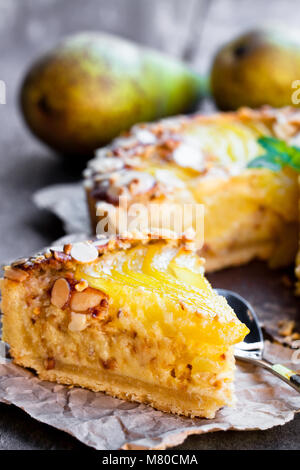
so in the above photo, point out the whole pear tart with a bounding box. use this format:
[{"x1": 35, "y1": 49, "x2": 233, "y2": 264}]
[
  {"x1": 84, "y1": 106, "x2": 300, "y2": 283},
  {"x1": 1, "y1": 231, "x2": 248, "y2": 418}
]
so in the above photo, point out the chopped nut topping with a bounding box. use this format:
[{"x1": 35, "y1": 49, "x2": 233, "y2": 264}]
[
  {"x1": 4, "y1": 268, "x2": 29, "y2": 282},
  {"x1": 100, "y1": 298, "x2": 109, "y2": 308},
  {"x1": 101, "y1": 358, "x2": 117, "y2": 370},
  {"x1": 90, "y1": 298, "x2": 109, "y2": 318},
  {"x1": 52, "y1": 250, "x2": 70, "y2": 262},
  {"x1": 70, "y1": 242, "x2": 99, "y2": 263},
  {"x1": 75, "y1": 280, "x2": 89, "y2": 292},
  {"x1": 51, "y1": 278, "x2": 70, "y2": 309},
  {"x1": 107, "y1": 170, "x2": 155, "y2": 199},
  {"x1": 70, "y1": 287, "x2": 107, "y2": 312}
]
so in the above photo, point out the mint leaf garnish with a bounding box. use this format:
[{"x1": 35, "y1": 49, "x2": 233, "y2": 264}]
[{"x1": 247, "y1": 136, "x2": 300, "y2": 172}]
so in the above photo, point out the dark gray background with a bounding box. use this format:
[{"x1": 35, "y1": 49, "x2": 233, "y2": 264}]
[{"x1": 0, "y1": 0, "x2": 299, "y2": 450}]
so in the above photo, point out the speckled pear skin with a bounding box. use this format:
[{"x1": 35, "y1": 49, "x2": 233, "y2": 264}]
[
  {"x1": 211, "y1": 29, "x2": 300, "y2": 110},
  {"x1": 20, "y1": 32, "x2": 203, "y2": 159}
]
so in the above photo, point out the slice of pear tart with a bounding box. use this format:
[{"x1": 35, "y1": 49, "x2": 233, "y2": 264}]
[
  {"x1": 85, "y1": 106, "x2": 300, "y2": 274},
  {"x1": 1, "y1": 232, "x2": 248, "y2": 418}
]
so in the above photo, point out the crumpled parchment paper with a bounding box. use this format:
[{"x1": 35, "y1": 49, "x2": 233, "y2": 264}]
[{"x1": 0, "y1": 342, "x2": 299, "y2": 450}]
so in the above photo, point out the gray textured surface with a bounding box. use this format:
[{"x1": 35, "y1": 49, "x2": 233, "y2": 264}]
[{"x1": 0, "y1": 0, "x2": 299, "y2": 450}]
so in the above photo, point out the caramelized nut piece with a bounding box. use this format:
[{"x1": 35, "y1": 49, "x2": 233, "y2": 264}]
[
  {"x1": 70, "y1": 287, "x2": 106, "y2": 312},
  {"x1": 278, "y1": 320, "x2": 295, "y2": 337},
  {"x1": 70, "y1": 288, "x2": 106, "y2": 312},
  {"x1": 68, "y1": 312, "x2": 87, "y2": 332},
  {"x1": 70, "y1": 242, "x2": 98, "y2": 263},
  {"x1": 90, "y1": 298, "x2": 109, "y2": 318},
  {"x1": 63, "y1": 243, "x2": 72, "y2": 255},
  {"x1": 4, "y1": 268, "x2": 29, "y2": 282},
  {"x1": 52, "y1": 250, "x2": 69, "y2": 262},
  {"x1": 51, "y1": 278, "x2": 70, "y2": 308}
]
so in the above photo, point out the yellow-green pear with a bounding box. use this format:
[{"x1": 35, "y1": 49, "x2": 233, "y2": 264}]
[{"x1": 210, "y1": 29, "x2": 300, "y2": 110}]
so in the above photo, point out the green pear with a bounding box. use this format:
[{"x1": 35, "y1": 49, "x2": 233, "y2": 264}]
[
  {"x1": 20, "y1": 32, "x2": 203, "y2": 160},
  {"x1": 210, "y1": 29, "x2": 300, "y2": 110}
]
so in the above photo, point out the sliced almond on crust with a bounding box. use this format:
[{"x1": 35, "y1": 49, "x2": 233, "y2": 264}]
[
  {"x1": 70, "y1": 287, "x2": 106, "y2": 312},
  {"x1": 51, "y1": 278, "x2": 70, "y2": 308},
  {"x1": 70, "y1": 242, "x2": 98, "y2": 263},
  {"x1": 4, "y1": 268, "x2": 29, "y2": 282}
]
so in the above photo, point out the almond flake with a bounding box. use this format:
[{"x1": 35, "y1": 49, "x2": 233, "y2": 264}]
[
  {"x1": 68, "y1": 312, "x2": 87, "y2": 332},
  {"x1": 70, "y1": 288, "x2": 106, "y2": 312},
  {"x1": 4, "y1": 268, "x2": 29, "y2": 282},
  {"x1": 51, "y1": 278, "x2": 70, "y2": 308},
  {"x1": 71, "y1": 242, "x2": 98, "y2": 263}
]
